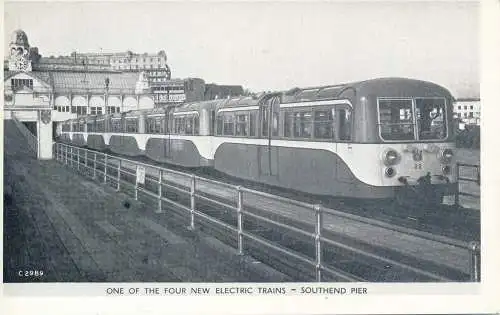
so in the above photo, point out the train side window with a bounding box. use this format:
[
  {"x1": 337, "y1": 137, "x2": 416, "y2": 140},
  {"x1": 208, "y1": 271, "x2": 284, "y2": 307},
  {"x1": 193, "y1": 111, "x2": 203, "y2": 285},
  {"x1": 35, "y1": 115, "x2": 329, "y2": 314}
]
[
  {"x1": 293, "y1": 111, "x2": 312, "y2": 138},
  {"x1": 235, "y1": 114, "x2": 248, "y2": 137},
  {"x1": 210, "y1": 111, "x2": 216, "y2": 135},
  {"x1": 249, "y1": 112, "x2": 256, "y2": 137},
  {"x1": 96, "y1": 120, "x2": 105, "y2": 132},
  {"x1": 111, "y1": 119, "x2": 122, "y2": 133},
  {"x1": 223, "y1": 113, "x2": 235, "y2": 136},
  {"x1": 193, "y1": 115, "x2": 199, "y2": 135},
  {"x1": 283, "y1": 111, "x2": 293, "y2": 137},
  {"x1": 185, "y1": 116, "x2": 193, "y2": 135},
  {"x1": 261, "y1": 109, "x2": 269, "y2": 137},
  {"x1": 86, "y1": 122, "x2": 93, "y2": 132},
  {"x1": 337, "y1": 107, "x2": 352, "y2": 141},
  {"x1": 313, "y1": 109, "x2": 334, "y2": 139},
  {"x1": 125, "y1": 119, "x2": 138, "y2": 133},
  {"x1": 216, "y1": 114, "x2": 223, "y2": 135}
]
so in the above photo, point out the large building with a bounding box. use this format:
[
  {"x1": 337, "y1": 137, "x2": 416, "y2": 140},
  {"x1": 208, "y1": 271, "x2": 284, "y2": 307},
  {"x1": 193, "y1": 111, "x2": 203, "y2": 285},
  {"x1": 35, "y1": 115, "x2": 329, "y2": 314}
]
[
  {"x1": 4, "y1": 30, "x2": 245, "y2": 120},
  {"x1": 453, "y1": 98, "x2": 480, "y2": 126}
]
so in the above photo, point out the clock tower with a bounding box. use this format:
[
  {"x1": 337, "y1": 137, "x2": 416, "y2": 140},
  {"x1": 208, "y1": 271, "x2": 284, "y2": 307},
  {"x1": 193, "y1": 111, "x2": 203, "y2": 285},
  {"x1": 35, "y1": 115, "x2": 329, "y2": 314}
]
[{"x1": 8, "y1": 29, "x2": 32, "y2": 72}]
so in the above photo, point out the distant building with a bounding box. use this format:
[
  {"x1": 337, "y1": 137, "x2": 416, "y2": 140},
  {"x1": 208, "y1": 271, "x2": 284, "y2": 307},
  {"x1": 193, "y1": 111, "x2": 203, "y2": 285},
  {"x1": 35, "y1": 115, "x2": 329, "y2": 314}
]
[
  {"x1": 4, "y1": 30, "x2": 245, "y2": 119},
  {"x1": 453, "y1": 98, "x2": 480, "y2": 126},
  {"x1": 204, "y1": 84, "x2": 245, "y2": 100}
]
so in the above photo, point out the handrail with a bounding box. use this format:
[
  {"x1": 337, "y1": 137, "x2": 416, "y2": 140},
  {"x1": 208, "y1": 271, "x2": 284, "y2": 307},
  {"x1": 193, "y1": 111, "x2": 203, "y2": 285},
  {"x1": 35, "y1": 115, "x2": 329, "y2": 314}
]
[
  {"x1": 11, "y1": 113, "x2": 38, "y2": 157},
  {"x1": 54, "y1": 142, "x2": 481, "y2": 282}
]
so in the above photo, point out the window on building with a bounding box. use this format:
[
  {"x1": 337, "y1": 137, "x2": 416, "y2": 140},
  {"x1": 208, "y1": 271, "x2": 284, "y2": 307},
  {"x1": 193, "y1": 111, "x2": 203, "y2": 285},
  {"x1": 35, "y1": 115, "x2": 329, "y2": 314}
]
[
  {"x1": 469, "y1": 112, "x2": 473, "y2": 118},
  {"x1": 470, "y1": 105, "x2": 474, "y2": 110},
  {"x1": 458, "y1": 105, "x2": 461, "y2": 110},
  {"x1": 11, "y1": 78, "x2": 34, "y2": 90},
  {"x1": 97, "y1": 107, "x2": 103, "y2": 115}
]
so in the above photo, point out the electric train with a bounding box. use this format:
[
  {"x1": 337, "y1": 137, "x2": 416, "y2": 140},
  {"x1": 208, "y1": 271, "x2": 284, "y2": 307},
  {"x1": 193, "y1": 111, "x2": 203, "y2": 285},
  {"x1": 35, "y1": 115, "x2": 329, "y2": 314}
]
[{"x1": 57, "y1": 77, "x2": 457, "y2": 204}]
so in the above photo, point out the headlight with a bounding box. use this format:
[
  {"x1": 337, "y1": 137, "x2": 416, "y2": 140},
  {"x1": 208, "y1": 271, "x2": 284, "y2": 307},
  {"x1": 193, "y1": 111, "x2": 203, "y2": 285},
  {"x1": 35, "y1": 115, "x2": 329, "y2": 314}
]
[
  {"x1": 442, "y1": 165, "x2": 451, "y2": 175},
  {"x1": 383, "y1": 149, "x2": 400, "y2": 166},
  {"x1": 440, "y1": 148, "x2": 454, "y2": 164},
  {"x1": 385, "y1": 167, "x2": 396, "y2": 177}
]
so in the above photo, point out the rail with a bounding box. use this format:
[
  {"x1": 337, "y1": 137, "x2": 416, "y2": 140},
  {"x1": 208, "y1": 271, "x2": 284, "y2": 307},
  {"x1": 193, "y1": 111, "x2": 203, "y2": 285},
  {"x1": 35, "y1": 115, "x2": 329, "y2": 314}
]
[
  {"x1": 11, "y1": 113, "x2": 38, "y2": 157},
  {"x1": 455, "y1": 163, "x2": 480, "y2": 206},
  {"x1": 54, "y1": 142, "x2": 481, "y2": 282}
]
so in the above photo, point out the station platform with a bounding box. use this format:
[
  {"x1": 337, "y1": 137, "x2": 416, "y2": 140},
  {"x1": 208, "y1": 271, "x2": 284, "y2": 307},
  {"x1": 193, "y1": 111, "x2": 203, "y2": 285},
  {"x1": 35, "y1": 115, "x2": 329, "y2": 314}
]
[{"x1": 3, "y1": 121, "x2": 290, "y2": 282}]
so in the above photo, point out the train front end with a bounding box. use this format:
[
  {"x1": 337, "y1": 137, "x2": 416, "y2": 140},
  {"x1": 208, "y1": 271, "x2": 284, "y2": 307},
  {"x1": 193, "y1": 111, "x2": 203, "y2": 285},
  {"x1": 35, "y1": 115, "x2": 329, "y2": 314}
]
[{"x1": 370, "y1": 80, "x2": 457, "y2": 205}]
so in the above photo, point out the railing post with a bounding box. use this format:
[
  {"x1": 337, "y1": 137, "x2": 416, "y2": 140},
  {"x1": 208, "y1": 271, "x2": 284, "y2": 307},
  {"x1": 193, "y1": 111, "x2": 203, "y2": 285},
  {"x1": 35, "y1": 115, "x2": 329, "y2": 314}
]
[
  {"x1": 116, "y1": 159, "x2": 121, "y2": 192},
  {"x1": 70, "y1": 147, "x2": 74, "y2": 167},
  {"x1": 454, "y1": 163, "x2": 460, "y2": 207},
  {"x1": 134, "y1": 167, "x2": 139, "y2": 201},
  {"x1": 85, "y1": 150, "x2": 88, "y2": 168},
  {"x1": 188, "y1": 174, "x2": 196, "y2": 230},
  {"x1": 156, "y1": 169, "x2": 162, "y2": 213},
  {"x1": 104, "y1": 154, "x2": 108, "y2": 183},
  {"x1": 65, "y1": 145, "x2": 68, "y2": 165},
  {"x1": 77, "y1": 148, "x2": 80, "y2": 171},
  {"x1": 469, "y1": 241, "x2": 480, "y2": 282},
  {"x1": 93, "y1": 152, "x2": 97, "y2": 179},
  {"x1": 237, "y1": 186, "x2": 244, "y2": 256},
  {"x1": 314, "y1": 204, "x2": 323, "y2": 282}
]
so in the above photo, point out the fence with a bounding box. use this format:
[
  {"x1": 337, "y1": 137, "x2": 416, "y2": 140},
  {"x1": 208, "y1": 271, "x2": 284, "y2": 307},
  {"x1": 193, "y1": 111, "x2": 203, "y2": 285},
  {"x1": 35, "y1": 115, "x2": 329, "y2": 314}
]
[
  {"x1": 455, "y1": 163, "x2": 480, "y2": 206},
  {"x1": 54, "y1": 142, "x2": 481, "y2": 282},
  {"x1": 11, "y1": 113, "x2": 38, "y2": 157}
]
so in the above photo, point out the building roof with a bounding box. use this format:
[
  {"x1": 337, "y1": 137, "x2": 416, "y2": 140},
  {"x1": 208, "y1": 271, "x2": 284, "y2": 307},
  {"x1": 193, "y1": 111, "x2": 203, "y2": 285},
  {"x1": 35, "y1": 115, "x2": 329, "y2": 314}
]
[{"x1": 43, "y1": 71, "x2": 140, "y2": 94}]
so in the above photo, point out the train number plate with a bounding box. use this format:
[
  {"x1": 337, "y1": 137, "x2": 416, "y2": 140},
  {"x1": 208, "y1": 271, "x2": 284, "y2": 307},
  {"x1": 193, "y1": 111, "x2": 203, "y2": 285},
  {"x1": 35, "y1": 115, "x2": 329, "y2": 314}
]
[{"x1": 414, "y1": 162, "x2": 423, "y2": 170}]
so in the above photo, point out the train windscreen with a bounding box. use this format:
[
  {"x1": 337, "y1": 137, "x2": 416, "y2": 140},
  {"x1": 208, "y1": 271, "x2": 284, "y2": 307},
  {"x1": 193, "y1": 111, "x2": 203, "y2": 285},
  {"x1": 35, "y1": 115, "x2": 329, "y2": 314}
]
[
  {"x1": 378, "y1": 98, "x2": 447, "y2": 141},
  {"x1": 378, "y1": 99, "x2": 415, "y2": 141},
  {"x1": 415, "y1": 98, "x2": 447, "y2": 140}
]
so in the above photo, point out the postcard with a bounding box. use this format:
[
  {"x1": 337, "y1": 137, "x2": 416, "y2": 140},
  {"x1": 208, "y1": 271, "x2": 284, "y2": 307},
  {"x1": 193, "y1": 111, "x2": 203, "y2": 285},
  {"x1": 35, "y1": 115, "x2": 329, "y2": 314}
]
[{"x1": 2, "y1": 0, "x2": 499, "y2": 314}]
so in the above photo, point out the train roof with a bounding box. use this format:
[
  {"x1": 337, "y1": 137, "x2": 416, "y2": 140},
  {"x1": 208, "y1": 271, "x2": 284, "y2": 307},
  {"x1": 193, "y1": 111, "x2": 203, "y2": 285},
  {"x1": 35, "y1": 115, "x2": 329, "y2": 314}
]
[
  {"x1": 174, "y1": 99, "x2": 227, "y2": 113},
  {"x1": 281, "y1": 77, "x2": 454, "y2": 102}
]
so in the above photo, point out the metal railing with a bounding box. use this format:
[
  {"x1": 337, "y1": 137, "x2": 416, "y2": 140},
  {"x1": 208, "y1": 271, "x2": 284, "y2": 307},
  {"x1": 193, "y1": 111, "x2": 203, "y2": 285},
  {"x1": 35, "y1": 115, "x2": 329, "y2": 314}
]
[
  {"x1": 11, "y1": 113, "x2": 38, "y2": 157},
  {"x1": 54, "y1": 142, "x2": 481, "y2": 282},
  {"x1": 455, "y1": 163, "x2": 480, "y2": 206}
]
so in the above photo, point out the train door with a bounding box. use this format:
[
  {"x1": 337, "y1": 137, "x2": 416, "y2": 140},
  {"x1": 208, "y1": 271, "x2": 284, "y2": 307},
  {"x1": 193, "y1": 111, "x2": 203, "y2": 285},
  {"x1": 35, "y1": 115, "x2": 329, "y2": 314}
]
[
  {"x1": 335, "y1": 104, "x2": 354, "y2": 183},
  {"x1": 258, "y1": 95, "x2": 280, "y2": 178}
]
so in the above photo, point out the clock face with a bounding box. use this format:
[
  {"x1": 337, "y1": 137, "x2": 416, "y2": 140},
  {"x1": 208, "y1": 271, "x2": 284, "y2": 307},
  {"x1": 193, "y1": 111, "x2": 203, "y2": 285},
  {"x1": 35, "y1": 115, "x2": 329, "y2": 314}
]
[
  {"x1": 9, "y1": 55, "x2": 31, "y2": 72},
  {"x1": 16, "y1": 57, "x2": 28, "y2": 71}
]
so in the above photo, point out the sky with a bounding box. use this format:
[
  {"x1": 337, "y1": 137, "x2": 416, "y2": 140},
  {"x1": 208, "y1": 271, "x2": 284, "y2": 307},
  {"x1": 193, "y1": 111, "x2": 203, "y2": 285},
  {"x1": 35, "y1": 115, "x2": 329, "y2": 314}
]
[{"x1": 4, "y1": 1, "x2": 479, "y2": 97}]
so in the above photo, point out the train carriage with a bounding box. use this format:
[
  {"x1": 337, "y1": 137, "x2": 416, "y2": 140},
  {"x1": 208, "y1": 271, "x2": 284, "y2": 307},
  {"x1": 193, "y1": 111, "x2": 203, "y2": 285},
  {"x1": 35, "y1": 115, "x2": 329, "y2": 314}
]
[
  {"x1": 57, "y1": 77, "x2": 457, "y2": 205},
  {"x1": 211, "y1": 78, "x2": 456, "y2": 203}
]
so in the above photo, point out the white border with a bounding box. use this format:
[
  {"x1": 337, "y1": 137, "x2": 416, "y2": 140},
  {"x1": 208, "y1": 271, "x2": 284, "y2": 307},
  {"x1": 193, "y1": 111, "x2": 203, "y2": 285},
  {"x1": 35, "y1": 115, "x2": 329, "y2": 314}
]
[{"x1": 2, "y1": 1, "x2": 500, "y2": 315}]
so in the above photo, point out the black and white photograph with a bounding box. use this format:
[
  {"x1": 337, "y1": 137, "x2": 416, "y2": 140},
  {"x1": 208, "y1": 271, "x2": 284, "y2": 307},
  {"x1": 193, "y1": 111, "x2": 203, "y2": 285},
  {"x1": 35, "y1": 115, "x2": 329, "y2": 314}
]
[{"x1": 2, "y1": 0, "x2": 499, "y2": 314}]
